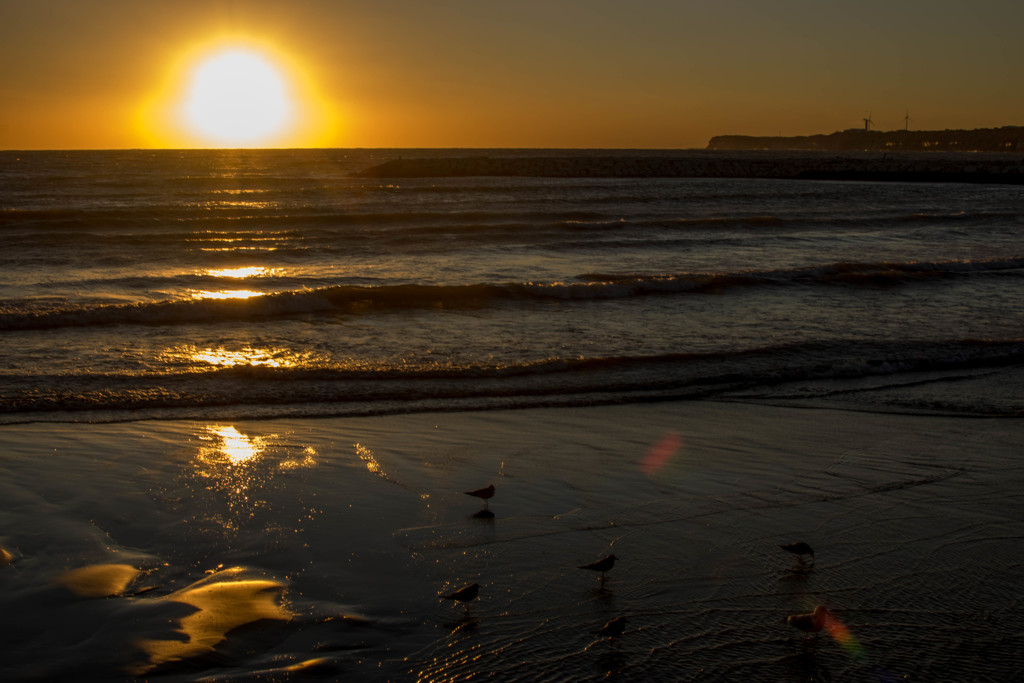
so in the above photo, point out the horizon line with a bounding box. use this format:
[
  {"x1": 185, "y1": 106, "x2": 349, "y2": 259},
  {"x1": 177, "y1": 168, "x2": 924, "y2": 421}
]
[{"x1": 2, "y1": 146, "x2": 717, "y2": 153}]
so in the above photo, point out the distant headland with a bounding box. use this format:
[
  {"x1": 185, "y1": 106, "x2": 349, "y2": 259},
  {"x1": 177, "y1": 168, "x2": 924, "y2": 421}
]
[{"x1": 707, "y1": 126, "x2": 1024, "y2": 152}]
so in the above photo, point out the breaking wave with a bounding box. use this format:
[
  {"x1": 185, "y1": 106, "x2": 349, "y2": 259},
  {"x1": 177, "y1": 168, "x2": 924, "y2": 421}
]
[
  {"x1": 2, "y1": 338, "x2": 1021, "y2": 422},
  {"x1": 4, "y1": 258, "x2": 1020, "y2": 331}
]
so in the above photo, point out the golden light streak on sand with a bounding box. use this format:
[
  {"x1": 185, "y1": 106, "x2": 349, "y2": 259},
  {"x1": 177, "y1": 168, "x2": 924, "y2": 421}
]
[
  {"x1": 132, "y1": 567, "x2": 291, "y2": 674},
  {"x1": 57, "y1": 564, "x2": 140, "y2": 598}
]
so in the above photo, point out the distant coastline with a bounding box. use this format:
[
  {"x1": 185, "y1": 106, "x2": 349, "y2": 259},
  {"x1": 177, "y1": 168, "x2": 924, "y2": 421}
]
[{"x1": 707, "y1": 126, "x2": 1024, "y2": 152}]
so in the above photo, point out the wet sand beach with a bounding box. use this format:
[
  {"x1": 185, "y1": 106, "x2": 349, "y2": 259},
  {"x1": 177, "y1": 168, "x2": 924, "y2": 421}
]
[{"x1": 1, "y1": 400, "x2": 1021, "y2": 681}]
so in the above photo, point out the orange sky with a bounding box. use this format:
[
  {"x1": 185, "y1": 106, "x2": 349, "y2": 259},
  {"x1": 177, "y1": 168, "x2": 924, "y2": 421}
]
[{"x1": 2, "y1": 0, "x2": 1022, "y2": 149}]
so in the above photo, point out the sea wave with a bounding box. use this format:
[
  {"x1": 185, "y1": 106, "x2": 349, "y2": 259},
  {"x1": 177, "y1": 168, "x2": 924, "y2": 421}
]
[
  {"x1": 3, "y1": 258, "x2": 1021, "y2": 330},
  {"x1": 1, "y1": 338, "x2": 1020, "y2": 422},
  {"x1": 1, "y1": 206, "x2": 612, "y2": 232},
  {"x1": 6, "y1": 202, "x2": 1019, "y2": 236}
]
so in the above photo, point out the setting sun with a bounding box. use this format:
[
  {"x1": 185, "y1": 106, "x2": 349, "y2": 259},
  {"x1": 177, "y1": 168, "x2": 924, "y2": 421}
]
[
  {"x1": 183, "y1": 48, "x2": 291, "y2": 144},
  {"x1": 138, "y1": 38, "x2": 336, "y2": 148}
]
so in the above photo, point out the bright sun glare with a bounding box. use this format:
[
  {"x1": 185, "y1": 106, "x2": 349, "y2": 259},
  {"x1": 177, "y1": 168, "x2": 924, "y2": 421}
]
[
  {"x1": 139, "y1": 37, "x2": 336, "y2": 148},
  {"x1": 183, "y1": 48, "x2": 292, "y2": 144}
]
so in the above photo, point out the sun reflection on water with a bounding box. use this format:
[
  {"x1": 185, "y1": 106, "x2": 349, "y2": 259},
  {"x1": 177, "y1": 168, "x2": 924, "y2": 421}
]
[
  {"x1": 206, "y1": 266, "x2": 273, "y2": 278},
  {"x1": 354, "y1": 443, "x2": 402, "y2": 486},
  {"x1": 193, "y1": 289, "x2": 264, "y2": 300},
  {"x1": 159, "y1": 343, "x2": 323, "y2": 372},
  {"x1": 186, "y1": 231, "x2": 284, "y2": 253},
  {"x1": 200, "y1": 425, "x2": 263, "y2": 465},
  {"x1": 198, "y1": 200, "x2": 278, "y2": 209},
  {"x1": 186, "y1": 425, "x2": 321, "y2": 533},
  {"x1": 280, "y1": 446, "x2": 318, "y2": 471},
  {"x1": 192, "y1": 347, "x2": 288, "y2": 368}
]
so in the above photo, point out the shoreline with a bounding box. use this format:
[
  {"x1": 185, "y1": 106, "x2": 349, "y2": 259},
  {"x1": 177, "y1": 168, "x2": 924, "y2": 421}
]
[{"x1": 2, "y1": 400, "x2": 1022, "y2": 680}]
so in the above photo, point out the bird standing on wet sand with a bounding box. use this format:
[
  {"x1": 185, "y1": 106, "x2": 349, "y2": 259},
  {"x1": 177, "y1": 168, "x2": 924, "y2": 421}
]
[
  {"x1": 464, "y1": 484, "x2": 495, "y2": 509},
  {"x1": 595, "y1": 616, "x2": 628, "y2": 638},
  {"x1": 787, "y1": 605, "x2": 830, "y2": 634},
  {"x1": 780, "y1": 542, "x2": 814, "y2": 563},
  {"x1": 441, "y1": 582, "x2": 480, "y2": 604},
  {"x1": 579, "y1": 554, "x2": 617, "y2": 581}
]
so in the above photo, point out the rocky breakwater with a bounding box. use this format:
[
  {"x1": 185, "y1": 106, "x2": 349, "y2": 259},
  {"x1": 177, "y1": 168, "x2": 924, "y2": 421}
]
[{"x1": 356, "y1": 154, "x2": 1024, "y2": 184}]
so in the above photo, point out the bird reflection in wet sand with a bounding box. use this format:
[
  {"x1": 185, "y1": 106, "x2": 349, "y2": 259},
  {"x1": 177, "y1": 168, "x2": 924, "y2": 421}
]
[
  {"x1": 787, "y1": 605, "x2": 830, "y2": 636},
  {"x1": 579, "y1": 554, "x2": 617, "y2": 581},
  {"x1": 441, "y1": 582, "x2": 480, "y2": 606},
  {"x1": 445, "y1": 611, "x2": 479, "y2": 633},
  {"x1": 593, "y1": 619, "x2": 628, "y2": 677},
  {"x1": 780, "y1": 541, "x2": 815, "y2": 566},
  {"x1": 788, "y1": 648, "x2": 832, "y2": 683},
  {"x1": 441, "y1": 583, "x2": 480, "y2": 630},
  {"x1": 595, "y1": 616, "x2": 627, "y2": 639}
]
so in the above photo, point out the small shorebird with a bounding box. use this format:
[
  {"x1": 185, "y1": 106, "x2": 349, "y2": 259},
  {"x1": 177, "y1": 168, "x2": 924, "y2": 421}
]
[
  {"x1": 441, "y1": 582, "x2": 480, "y2": 604},
  {"x1": 579, "y1": 554, "x2": 617, "y2": 581},
  {"x1": 780, "y1": 542, "x2": 814, "y2": 563},
  {"x1": 787, "y1": 605, "x2": 830, "y2": 634},
  {"x1": 464, "y1": 484, "x2": 495, "y2": 509},
  {"x1": 595, "y1": 616, "x2": 628, "y2": 638}
]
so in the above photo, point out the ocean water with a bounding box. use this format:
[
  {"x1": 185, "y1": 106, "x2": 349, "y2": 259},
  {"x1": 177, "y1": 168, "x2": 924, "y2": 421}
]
[
  {"x1": 2, "y1": 148, "x2": 1023, "y2": 424},
  {"x1": 2, "y1": 150, "x2": 1024, "y2": 681}
]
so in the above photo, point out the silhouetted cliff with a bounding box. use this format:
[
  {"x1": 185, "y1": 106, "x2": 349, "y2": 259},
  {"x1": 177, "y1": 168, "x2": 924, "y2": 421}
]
[{"x1": 707, "y1": 127, "x2": 1024, "y2": 152}]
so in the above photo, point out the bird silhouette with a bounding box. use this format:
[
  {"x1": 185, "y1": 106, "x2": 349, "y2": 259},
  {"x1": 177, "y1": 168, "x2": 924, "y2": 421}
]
[
  {"x1": 440, "y1": 582, "x2": 480, "y2": 604},
  {"x1": 780, "y1": 542, "x2": 814, "y2": 563},
  {"x1": 464, "y1": 484, "x2": 495, "y2": 509},
  {"x1": 595, "y1": 616, "x2": 628, "y2": 638},
  {"x1": 787, "y1": 605, "x2": 830, "y2": 634},
  {"x1": 579, "y1": 554, "x2": 617, "y2": 581}
]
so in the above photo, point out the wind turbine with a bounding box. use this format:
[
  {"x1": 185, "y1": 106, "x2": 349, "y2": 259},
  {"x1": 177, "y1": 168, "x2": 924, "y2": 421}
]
[
  {"x1": 904, "y1": 108, "x2": 912, "y2": 131},
  {"x1": 863, "y1": 113, "x2": 874, "y2": 131}
]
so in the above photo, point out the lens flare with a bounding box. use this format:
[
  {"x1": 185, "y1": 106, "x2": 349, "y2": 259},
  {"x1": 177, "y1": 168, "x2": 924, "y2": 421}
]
[
  {"x1": 640, "y1": 430, "x2": 682, "y2": 476},
  {"x1": 822, "y1": 611, "x2": 868, "y2": 663}
]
